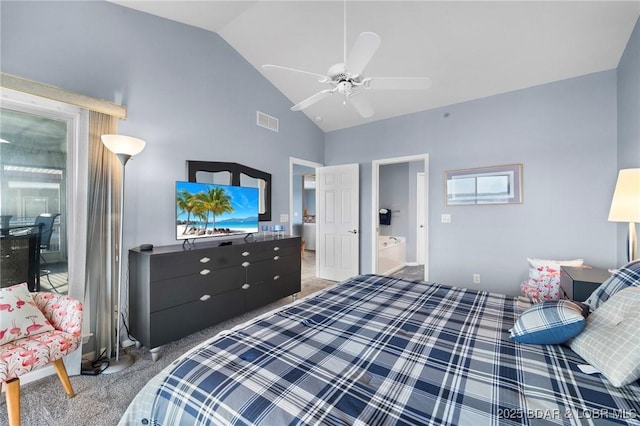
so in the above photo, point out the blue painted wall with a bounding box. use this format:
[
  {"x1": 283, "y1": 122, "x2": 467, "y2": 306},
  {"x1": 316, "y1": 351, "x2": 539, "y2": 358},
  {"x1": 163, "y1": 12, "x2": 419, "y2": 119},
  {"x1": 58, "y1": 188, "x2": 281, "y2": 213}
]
[
  {"x1": 2, "y1": 2, "x2": 636, "y2": 298},
  {"x1": 325, "y1": 71, "x2": 619, "y2": 295},
  {"x1": 616, "y1": 17, "x2": 640, "y2": 265},
  {"x1": 379, "y1": 163, "x2": 409, "y2": 239},
  {"x1": 0, "y1": 1, "x2": 325, "y2": 252}
]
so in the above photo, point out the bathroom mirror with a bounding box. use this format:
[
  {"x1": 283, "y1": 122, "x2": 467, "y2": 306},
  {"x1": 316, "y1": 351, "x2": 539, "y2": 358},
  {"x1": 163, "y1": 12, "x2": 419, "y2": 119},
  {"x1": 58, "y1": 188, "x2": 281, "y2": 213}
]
[
  {"x1": 445, "y1": 163, "x2": 522, "y2": 205},
  {"x1": 188, "y1": 161, "x2": 272, "y2": 221}
]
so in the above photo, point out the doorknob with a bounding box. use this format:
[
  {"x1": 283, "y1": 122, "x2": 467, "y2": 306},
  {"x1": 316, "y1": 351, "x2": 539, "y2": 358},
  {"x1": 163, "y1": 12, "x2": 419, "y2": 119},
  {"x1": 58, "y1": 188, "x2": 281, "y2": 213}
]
[
  {"x1": 348, "y1": 229, "x2": 358, "y2": 234},
  {"x1": 419, "y1": 224, "x2": 424, "y2": 228}
]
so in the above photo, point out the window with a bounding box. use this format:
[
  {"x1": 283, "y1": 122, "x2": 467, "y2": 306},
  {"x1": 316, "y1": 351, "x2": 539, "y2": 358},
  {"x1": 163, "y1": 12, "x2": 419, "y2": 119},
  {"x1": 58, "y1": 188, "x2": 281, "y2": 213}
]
[
  {"x1": 0, "y1": 89, "x2": 88, "y2": 295},
  {"x1": 445, "y1": 164, "x2": 523, "y2": 205}
]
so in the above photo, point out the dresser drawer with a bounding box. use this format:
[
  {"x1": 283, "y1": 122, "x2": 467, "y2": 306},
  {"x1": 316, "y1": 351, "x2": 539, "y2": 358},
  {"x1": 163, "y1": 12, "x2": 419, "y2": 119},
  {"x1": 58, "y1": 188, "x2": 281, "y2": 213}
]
[
  {"x1": 148, "y1": 289, "x2": 246, "y2": 348},
  {"x1": 149, "y1": 245, "x2": 246, "y2": 280},
  {"x1": 150, "y1": 266, "x2": 244, "y2": 312},
  {"x1": 240, "y1": 239, "x2": 300, "y2": 263},
  {"x1": 246, "y1": 271, "x2": 301, "y2": 311},
  {"x1": 244, "y1": 253, "x2": 300, "y2": 285}
]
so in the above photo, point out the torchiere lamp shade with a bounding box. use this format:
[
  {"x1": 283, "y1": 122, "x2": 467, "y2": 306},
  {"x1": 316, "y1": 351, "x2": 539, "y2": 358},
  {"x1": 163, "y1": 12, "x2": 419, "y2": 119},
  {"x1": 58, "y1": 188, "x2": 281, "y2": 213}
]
[
  {"x1": 608, "y1": 168, "x2": 640, "y2": 261},
  {"x1": 101, "y1": 134, "x2": 146, "y2": 156}
]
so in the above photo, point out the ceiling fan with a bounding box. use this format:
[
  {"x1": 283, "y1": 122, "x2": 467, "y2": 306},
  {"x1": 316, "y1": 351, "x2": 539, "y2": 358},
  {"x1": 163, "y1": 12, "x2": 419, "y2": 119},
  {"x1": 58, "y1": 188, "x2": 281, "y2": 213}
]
[{"x1": 262, "y1": 4, "x2": 431, "y2": 118}]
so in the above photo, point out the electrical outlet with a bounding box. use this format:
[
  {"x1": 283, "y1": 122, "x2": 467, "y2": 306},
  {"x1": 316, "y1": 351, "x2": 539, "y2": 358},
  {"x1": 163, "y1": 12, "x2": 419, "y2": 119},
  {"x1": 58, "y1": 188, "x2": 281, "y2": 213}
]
[
  {"x1": 473, "y1": 274, "x2": 481, "y2": 284},
  {"x1": 441, "y1": 214, "x2": 451, "y2": 223}
]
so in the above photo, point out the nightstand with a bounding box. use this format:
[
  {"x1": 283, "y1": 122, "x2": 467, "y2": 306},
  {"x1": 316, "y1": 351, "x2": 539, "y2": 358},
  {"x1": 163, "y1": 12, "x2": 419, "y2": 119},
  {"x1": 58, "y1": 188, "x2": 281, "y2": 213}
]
[{"x1": 560, "y1": 266, "x2": 611, "y2": 302}]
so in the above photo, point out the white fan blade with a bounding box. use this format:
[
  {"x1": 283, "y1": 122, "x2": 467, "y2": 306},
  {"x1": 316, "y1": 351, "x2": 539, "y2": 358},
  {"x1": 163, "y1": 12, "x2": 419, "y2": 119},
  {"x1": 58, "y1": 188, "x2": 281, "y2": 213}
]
[
  {"x1": 345, "y1": 32, "x2": 381, "y2": 76},
  {"x1": 347, "y1": 92, "x2": 374, "y2": 118},
  {"x1": 262, "y1": 64, "x2": 329, "y2": 82},
  {"x1": 291, "y1": 89, "x2": 336, "y2": 111},
  {"x1": 364, "y1": 77, "x2": 432, "y2": 90}
]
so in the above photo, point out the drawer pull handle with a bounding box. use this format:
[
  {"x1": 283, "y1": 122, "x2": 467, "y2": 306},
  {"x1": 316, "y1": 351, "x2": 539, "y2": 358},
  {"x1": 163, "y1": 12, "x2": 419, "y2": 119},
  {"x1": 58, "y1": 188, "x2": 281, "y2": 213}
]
[
  {"x1": 242, "y1": 251, "x2": 250, "y2": 257},
  {"x1": 273, "y1": 275, "x2": 280, "y2": 281},
  {"x1": 242, "y1": 261, "x2": 250, "y2": 268},
  {"x1": 200, "y1": 269, "x2": 210, "y2": 275},
  {"x1": 273, "y1": 256, "x2": 280, "y2": 261},
  {"x1": 200, "y1": 294, "x2": 211, "y2": 301},
  {"x1": 200, "y1": 257, "x2": 210, "y2": 263},
  {"x1": 273, "y1": 247, "x2": 280, "y2": 251},
  {"x1": 242, "y1": 283, "x2": 250, "y2": 290}
]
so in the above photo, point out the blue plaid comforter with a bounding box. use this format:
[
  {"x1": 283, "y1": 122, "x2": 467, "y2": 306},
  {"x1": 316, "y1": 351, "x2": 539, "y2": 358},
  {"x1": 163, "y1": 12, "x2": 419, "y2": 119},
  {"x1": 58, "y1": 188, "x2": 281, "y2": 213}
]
[{"x1": 120, "y1": 275, "x2": 640, "y2": 425}]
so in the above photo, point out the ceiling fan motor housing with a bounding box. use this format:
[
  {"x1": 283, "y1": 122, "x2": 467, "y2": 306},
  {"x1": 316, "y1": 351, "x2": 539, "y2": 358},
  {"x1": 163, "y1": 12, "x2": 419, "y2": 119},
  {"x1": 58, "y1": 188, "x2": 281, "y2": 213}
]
[{"x1": 328, "y1": 63, "x2": 362, "y2": 84}]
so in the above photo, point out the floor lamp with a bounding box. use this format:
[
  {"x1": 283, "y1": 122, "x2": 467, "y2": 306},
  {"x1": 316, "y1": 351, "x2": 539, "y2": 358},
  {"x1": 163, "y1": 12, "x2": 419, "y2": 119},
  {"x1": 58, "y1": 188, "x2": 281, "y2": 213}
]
[
  {"x1": 608, "y1": 168, "x2": 640, "y2": 263},
  {"x1": 101, "y1": 134, "x2": 146, "y2": 374}
]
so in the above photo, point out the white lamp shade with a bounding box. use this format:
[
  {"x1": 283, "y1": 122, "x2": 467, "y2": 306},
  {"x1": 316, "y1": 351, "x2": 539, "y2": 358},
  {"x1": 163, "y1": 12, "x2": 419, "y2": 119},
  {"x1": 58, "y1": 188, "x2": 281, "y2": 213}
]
[
  {"x1": 608, "y1": 168, "x2": 640, "y2": 223},
  {"x1": 101, "y1": 134, "x2": 146, "y2": 156}
]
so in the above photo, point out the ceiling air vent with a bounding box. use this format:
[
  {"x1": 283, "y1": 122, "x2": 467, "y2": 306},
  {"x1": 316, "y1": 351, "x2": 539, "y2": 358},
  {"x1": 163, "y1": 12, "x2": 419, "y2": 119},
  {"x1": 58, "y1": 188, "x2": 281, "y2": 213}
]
[{"x1": 256, "y1": 111, "x2": 279, "y2": 132}]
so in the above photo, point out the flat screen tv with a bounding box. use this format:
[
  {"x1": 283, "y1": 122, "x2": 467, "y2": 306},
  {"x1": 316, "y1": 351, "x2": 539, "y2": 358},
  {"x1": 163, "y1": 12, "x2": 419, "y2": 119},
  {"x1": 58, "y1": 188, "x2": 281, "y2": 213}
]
[{"x1": 176, "y1": 181, "x2": 259, "y2": 240}]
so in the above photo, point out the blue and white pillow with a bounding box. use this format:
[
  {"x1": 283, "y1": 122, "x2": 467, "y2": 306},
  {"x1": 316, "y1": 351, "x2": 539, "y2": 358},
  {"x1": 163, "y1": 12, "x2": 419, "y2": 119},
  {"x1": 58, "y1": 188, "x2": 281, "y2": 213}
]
[
  {"x1": 510, "y1": 300, "x2": 589, "y2": 345},
  {"x1": 585, "y1": 259, "x2": 640, "y2": 312}
]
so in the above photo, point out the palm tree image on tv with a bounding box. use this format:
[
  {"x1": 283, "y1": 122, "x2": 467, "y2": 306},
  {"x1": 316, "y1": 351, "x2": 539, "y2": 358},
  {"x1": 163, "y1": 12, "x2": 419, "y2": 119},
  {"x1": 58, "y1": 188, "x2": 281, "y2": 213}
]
[{"x1": 176, "y1": 182, "x2": 259, "y2": 239}]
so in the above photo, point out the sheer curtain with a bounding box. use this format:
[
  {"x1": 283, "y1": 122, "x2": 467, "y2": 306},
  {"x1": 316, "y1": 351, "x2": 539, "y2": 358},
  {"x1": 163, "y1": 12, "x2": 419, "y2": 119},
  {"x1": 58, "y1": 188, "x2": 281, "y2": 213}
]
[{"x1": 86, "y1": 111, "x2": 121, "y2": 359}]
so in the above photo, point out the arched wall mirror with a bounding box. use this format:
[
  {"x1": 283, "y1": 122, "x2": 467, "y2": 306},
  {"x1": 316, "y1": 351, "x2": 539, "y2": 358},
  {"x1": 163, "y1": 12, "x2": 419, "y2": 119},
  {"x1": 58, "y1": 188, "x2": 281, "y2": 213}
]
[{"x1": 187, "y1": 161, "x2": 272, "y2": 221}]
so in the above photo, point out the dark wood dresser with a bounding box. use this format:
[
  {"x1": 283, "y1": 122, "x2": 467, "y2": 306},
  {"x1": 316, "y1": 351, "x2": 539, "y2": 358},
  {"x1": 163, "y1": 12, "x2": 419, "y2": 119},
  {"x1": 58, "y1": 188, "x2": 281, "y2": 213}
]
[{"x1": 128, "y1": 236, "x2": 301, "y2": 360}]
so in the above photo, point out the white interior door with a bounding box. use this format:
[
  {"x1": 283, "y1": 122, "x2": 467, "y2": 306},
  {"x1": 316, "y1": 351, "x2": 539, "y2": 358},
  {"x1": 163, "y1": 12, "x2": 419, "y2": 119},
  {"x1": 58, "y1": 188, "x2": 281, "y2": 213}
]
[
  {"x1": 417, "y1": 172, "x2": 426, "y2": 265},
  {"x1": 317, "y1": 163, "x2": 359, "y2": 281}
]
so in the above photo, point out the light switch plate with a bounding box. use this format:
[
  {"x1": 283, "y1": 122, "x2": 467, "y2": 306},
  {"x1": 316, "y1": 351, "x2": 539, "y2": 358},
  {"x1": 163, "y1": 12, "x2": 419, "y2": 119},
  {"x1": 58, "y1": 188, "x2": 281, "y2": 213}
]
[
  {"x1": 441, "y1": 214, "x2": 451, "y2": 223},
  {"x1": 280, "y1": 213, "x2": 289, "y2": 223}
]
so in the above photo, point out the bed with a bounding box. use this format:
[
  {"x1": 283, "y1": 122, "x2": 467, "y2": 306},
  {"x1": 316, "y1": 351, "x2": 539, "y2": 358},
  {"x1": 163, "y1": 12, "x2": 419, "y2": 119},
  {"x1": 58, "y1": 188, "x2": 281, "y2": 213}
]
[{"x1": 120, "y1": 274, "x2": 640, "y2": 425}]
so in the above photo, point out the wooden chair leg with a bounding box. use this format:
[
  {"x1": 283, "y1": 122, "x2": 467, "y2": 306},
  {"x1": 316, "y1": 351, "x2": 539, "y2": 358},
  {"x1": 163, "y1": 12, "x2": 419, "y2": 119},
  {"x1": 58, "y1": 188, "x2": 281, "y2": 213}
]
[
  {"x1": 53, "y1": 359, "x2": 75, "y2": 398},
  {"x1": 5, "y1": 378, "x2": 20, "y2": 426}
]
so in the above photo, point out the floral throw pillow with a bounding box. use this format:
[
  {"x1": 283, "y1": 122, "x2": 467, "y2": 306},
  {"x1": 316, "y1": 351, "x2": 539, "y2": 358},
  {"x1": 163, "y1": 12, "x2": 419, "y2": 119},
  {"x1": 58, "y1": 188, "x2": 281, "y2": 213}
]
[
  {"x1": 0, "y1": 283, "x2": 54, "y2": 345},
  {"x1": 521, "y1": 266, "x2": 564, "y2": 302},
  {"x1": 520, "y1": 258, "x2": 584, "y2": 302}
]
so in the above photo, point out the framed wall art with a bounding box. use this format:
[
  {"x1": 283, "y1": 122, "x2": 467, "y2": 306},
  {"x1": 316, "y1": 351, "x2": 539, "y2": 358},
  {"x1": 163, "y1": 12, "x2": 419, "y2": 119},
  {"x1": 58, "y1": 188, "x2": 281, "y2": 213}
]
[{"x1": 445, "y1": 163, "x2": 522, "y2": 205}]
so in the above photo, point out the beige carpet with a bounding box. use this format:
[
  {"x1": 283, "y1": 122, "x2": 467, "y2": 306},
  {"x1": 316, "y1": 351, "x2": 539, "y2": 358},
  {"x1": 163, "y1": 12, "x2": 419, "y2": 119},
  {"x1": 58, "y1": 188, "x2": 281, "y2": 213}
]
[{"x1": 0, "y1": 273, "x2": 335, "y2": 426}]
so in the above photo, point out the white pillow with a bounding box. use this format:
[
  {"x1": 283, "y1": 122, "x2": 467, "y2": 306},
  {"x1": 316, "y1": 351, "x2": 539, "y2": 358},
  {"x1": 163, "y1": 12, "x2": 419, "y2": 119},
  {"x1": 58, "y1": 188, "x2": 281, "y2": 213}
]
[
  {"x1": 527, "y1": 258, "x2": 584, "y2": 271},
  {"x1": 569, "y1": 287, "x2": 640, "y2": 387},
  {"x1": 0, "y1": 283, "x2": 54, "y2": 345}
]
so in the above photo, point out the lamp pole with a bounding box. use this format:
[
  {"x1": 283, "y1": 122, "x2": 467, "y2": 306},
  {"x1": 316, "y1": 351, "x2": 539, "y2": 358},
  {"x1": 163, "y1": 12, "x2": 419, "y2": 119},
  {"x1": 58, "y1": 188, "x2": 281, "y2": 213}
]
[
  {"x1": 114, "y1": 153, "x2": 130, "y2": 364},
  {"x1": 101, "y1": 135, "x2": 145, "y2": 374}
]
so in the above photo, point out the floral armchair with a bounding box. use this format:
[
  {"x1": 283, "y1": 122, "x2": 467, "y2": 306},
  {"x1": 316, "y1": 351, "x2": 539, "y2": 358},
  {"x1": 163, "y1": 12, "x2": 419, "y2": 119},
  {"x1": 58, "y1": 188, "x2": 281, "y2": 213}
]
[{"x1": 0, "y1": 287, "x2": 83, "y2": 426}]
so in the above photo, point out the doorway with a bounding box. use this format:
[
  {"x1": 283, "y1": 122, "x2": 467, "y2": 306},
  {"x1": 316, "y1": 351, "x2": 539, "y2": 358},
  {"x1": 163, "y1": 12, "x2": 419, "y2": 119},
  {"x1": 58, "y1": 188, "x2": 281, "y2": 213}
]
[
  {"x1": 1, "y1": 88, "x2": 88, "y2": 379},
  {"x1": 0, "y1": 90, "x2": 88, "y2": 295},
  {"x1": 289, "y1": 157, "x2": 322, "y2": 278},
  {"x1": 372, "y1": 154, "x2": 429, "y2": 281}
]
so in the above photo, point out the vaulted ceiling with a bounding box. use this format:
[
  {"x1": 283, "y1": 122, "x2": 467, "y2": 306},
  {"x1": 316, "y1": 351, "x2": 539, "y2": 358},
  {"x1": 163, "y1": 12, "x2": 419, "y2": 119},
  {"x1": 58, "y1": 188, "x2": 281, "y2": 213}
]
[{"x1": 109, "y1": 1, "x2": 640, "y2": 132}]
